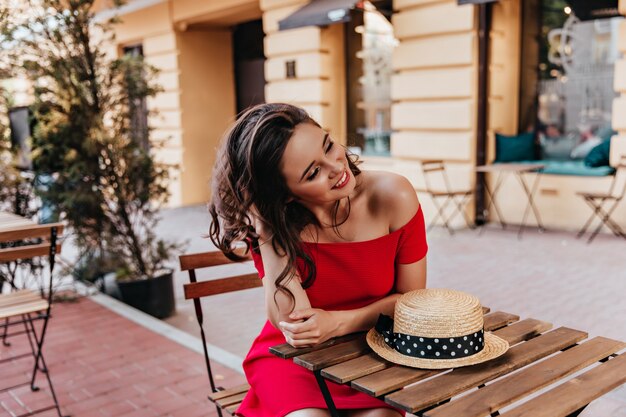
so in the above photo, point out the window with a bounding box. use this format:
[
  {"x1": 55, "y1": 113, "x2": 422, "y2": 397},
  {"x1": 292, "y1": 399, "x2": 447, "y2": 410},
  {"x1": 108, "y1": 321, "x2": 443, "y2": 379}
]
[{"x1": 530, "y1": 0, "x2": 622, "y2": 161}]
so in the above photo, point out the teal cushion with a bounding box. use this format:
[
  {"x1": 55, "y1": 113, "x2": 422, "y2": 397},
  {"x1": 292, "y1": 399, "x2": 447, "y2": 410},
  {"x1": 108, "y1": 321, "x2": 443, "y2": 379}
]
[
  {"x1": 495, "y1": 132, "x2": 536, "y2": 162},
  {"x1": 540, "y1": 160, "x2": 615, "y2": 176},
  {"x1": 498, "y1": 160, "x2": 614, "y2": 176},
  {"x1": 584, "y1": 140, "x2": 611, "y2": 167}
]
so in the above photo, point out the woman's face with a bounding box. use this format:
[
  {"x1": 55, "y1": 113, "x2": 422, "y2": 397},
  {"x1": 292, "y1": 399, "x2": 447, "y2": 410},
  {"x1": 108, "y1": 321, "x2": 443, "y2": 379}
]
[{"x1": 280, "y1": 123, "x2": 355, "y2": 208}]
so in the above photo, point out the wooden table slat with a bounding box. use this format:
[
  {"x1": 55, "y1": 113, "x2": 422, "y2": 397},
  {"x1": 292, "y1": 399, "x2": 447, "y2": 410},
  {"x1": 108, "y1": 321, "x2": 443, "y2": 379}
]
[
  {"x1": 424, "y1": 336, "x2": 626, "y2": 417},
  {"x1": 350, "y1": 316, "x2": 554, "y2": 397},
  {"x1": 269, "y1": 332, "x2": 363, "y2": 359},
  {"x1": 0, "y1": 290, "x2": 41, "y2": 308},
  {"x1": 321, "y1": 352, "x2": 393, "y2": 384},
  {"x1": 498, "y1": 352, "x2": 626, "y2": 417},
  {"x1": 483, "y1": 311, "x2": 520, "y2": 331},
  {"x1": 208, "y1": 384, "x2": 250, "y2": 401},
  {"x1": 385, "y1": 327, "x2": 588, "y2": 413},
  {"x1": 0, "y1": 212, "x2": 35, "y2": 232},
  {"x1": 294, "y1": 337, "x2": 370, "y2": 371},
  {"x1": 0, "y1": 300, "x2": 49, "y2": 319},
  {"x1": 492, "y1": 318, "x2": 552, "y2": 345},
  {"x1": 352, "y1": 365, "x2": 440, "y2": 397}
]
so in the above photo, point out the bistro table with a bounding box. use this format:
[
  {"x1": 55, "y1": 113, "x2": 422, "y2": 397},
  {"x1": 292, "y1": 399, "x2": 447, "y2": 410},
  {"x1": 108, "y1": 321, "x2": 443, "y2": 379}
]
[
  {"x1": 0, "y1": 211, "x2": 36, "y2": 232},
  {"x1": 269, "y1": 308, "x2": 626, "y2": 417},
  {"x1": 476, "y1": 163, "x2": 545, "y2": 238}
]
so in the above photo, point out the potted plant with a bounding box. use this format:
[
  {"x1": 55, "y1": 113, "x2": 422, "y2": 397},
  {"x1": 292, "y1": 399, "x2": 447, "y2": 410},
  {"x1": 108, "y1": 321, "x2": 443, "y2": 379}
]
[{"x1": 2, "y1": 0, "x2": 183, "y2": 317}]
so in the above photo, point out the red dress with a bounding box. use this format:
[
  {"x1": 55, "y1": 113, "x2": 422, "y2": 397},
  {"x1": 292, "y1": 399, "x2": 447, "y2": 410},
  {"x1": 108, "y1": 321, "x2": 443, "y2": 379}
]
[{"x1": 236, "y1": 207, "x2": 428, "y2": 417}]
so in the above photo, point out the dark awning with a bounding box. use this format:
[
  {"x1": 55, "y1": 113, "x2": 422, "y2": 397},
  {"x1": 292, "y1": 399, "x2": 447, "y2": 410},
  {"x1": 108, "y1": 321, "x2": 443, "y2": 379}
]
[
  {"x1": 278, "y1": 0, "x2": 364, "y2": 31},
  {"x1": 566, "y1": 0, "x2": 619, "y2": 21}
]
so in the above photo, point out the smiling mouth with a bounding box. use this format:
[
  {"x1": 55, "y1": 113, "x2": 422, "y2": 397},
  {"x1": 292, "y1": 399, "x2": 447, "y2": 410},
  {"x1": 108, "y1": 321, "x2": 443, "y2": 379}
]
[{"x1": 333, "y1": 170, "x2": 350, "y2": 189}]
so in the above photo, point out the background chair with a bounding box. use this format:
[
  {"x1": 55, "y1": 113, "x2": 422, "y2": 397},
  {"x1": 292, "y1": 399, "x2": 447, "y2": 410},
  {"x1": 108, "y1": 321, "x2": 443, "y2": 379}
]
[
  {"x1": 179, "y1": 248, "x2": 261, "y2": 416},
  {"x1": 419, "y1": 160, "x2": 474, "y2": 235},
  {"x1": 576, "y1": 155, "x2": 626, "y2": 243},
  {"x1": 0, "y1": 222, "x2": 66, "y2": 417}
]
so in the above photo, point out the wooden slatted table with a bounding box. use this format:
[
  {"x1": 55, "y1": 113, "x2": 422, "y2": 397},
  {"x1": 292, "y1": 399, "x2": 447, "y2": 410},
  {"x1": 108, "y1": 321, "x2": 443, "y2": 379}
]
[
  {"x1": 270, "y1": 308, "x2": 626, "y2": 417},
  {"x1": 0, "y1": 211, "x2": 36, "y2": 232}
]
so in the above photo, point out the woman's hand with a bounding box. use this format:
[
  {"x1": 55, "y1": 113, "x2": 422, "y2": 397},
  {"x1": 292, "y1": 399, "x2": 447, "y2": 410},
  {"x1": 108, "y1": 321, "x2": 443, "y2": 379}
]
[{"x1": 278, "y1": 308, "x2": 341, "y2": 348}]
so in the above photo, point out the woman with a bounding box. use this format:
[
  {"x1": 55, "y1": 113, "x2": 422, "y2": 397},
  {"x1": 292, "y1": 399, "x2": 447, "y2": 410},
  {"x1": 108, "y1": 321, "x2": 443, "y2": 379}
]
[{"x1": 209, "y1": 103, "x2": 428, "y2": 417}]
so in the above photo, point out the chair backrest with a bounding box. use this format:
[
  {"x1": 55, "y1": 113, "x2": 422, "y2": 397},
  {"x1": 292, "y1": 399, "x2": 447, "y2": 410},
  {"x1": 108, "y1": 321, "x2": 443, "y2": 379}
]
[
  {"x1": 0, "y1": 222, "x2": 64, "y2": 296},
  {"x1": 179, "y1": 248, "x2": 261, "y2": 394},
  {"x1": 420, "y1": 160, "x2": 453, "y2": 193},
  {"x1": 0, "y1": 222, "x2": 64, "y2": 263},
  {"x1": 609, "y1": 155, "x2": 626, "y2": 199}
]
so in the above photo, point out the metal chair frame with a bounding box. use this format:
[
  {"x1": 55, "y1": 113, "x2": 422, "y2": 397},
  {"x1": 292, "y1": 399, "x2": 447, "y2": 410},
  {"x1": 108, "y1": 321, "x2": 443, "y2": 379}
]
[
  {"x1": 0, "y1": 223, "x2": 67, "y2": 417},
  {"x1": 420, "y1": 160, "x2": 474, "y2": 235},
  {"x1": 577, "y1": 156, "x2": 626, "y2": 243}
]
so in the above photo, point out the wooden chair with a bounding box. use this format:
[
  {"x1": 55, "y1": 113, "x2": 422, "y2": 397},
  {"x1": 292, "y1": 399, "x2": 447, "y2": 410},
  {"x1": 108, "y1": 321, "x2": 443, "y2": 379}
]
[
  {"x1": 179, "y1": 249, "x2": 261, "y2": 416},
  {"x1": 0, "y1": 222, "x2": 66, "y2": 417},
  {"x1": 577, "y1": 155, "x2": 626, "y2": 243},
  {"x1": 420, "y1": 160, "x2": 474, "y2": 235}
]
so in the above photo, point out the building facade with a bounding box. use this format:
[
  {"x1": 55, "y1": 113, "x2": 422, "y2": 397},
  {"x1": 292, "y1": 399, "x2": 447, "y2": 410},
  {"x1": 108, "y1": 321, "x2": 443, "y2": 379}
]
[{"x1": 96, "y1": 0, "x2": 626, "y2": 233}]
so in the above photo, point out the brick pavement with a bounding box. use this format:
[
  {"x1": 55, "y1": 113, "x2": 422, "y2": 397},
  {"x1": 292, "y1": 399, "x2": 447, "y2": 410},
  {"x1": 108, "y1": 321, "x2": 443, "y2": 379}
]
[{"x1": 0, "y1": 298, "x2": 245, "y2": 417}]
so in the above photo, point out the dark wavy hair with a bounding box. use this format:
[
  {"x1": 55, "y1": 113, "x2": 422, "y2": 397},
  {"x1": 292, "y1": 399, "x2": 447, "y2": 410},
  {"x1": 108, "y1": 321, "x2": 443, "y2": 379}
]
[{"x1": 208, "y1": 103, "x2": 361, "y2": 310}]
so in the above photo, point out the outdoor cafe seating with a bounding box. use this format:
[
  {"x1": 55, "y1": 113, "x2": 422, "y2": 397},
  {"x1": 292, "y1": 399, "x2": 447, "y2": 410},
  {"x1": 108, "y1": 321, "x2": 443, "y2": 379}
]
[
  {"x1": 180, "y1": 250, "x2": 626, "y2": 417},
  {"x1": 0, "y1": 212, "x2": 65, "y2": 417},
  {"x1": 418, "y1": 160, "x2": 474, "y2": 235},
  {"x1": 576, "y1": 155, "x2": 626, "y2": 243}
]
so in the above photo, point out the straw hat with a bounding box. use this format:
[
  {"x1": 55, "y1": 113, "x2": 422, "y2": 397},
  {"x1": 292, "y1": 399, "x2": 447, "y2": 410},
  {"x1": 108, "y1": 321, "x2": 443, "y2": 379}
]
[{"x1": 367, "y1": 288, "x2": 509, "y2": 369}]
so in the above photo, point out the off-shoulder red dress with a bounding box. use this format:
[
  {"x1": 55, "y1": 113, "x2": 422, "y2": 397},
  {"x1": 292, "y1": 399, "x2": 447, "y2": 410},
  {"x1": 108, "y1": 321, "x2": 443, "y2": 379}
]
[{"x1": 236, "y1": 207, "x2": 428, "y2": 417}]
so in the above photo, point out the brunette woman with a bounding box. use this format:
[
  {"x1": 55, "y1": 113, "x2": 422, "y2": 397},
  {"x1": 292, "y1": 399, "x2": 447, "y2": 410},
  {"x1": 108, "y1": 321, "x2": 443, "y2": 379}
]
[{"x1": 209, "y1": 103, "x2": 427, "y2": 417}]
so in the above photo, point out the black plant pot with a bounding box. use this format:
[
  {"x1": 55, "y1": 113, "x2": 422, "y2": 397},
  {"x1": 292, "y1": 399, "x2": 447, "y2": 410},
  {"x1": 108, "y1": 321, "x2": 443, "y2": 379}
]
[{"x1": 117, "y1": 270, "x2": 176, "y2": 319}]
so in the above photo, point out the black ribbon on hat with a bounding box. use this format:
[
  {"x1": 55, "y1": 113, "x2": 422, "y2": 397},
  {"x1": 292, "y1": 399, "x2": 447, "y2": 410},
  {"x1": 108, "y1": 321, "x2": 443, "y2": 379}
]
[{"x1": 374, "y1": 314, "x2": 484, "y2": 360}]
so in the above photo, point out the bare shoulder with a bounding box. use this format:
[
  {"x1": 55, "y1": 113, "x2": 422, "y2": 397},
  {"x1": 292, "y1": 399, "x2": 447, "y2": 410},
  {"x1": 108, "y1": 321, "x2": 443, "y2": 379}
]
[{"x1": 362, "y1": 171, "x2": 420, "y2": 232}]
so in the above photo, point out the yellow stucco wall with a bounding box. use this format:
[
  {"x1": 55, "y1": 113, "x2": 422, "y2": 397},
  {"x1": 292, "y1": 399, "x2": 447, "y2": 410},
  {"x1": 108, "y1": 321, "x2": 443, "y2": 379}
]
[
  {"x1": 261, "y1": 0, "x2": 347, "y2": 144},
  {"x1": 109, "y1": 1, "x2": 243, "y2": 206},
  {"x1": 176, "y1": 29, "x2": 236, "y2": 205},
  {"x1": 363, "y1": 0, "x2": 478, "y2": 227},
  {"x1": 104, "y1": 0, "x2": 626, "y2": 233}
]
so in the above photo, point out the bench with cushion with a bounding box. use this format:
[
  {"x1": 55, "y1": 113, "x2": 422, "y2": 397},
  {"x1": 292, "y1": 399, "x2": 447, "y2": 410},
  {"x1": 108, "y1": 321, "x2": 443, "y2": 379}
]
[{"x1": 499, "y1": 160, "x2": 615, "y2": 177}]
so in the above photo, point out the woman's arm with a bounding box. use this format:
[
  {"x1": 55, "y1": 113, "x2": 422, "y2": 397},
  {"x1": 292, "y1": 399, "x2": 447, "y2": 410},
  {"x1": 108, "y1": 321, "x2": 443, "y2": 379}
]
[
  {"x1": 280, "y1": 174, "x2": 427, "y2": 346},
  {"x1": 280, "y1": 256, "x2": 426, "y2": 346},
  {"x1": 256, "y1": 227, "x2": 312, "y2": 329}
]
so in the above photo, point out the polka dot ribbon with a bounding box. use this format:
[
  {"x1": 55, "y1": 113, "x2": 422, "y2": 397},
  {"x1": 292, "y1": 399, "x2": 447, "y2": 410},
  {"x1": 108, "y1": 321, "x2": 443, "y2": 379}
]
[{"x1": 374, "y1": 314, "x2": 485, "y2": 360}]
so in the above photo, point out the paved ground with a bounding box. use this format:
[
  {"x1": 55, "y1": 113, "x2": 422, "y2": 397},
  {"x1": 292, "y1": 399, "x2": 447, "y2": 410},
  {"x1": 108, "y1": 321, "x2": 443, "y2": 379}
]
[
  {"x1": 0, "y1": 297, "x2": 245, "y2": 417},
  {"x1": 156, "y1": 203, "x2": 626, "y2": 416},
  {"x1": 3, "y1": 203, "x2": 624, "y2": 417}
]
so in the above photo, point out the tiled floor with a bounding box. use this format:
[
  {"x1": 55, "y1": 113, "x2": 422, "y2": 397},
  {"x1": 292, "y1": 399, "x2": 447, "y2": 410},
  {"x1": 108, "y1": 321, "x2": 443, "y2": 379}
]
[{"x1": 0, "y1": 298, "x2": 245, "y2": 417}]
